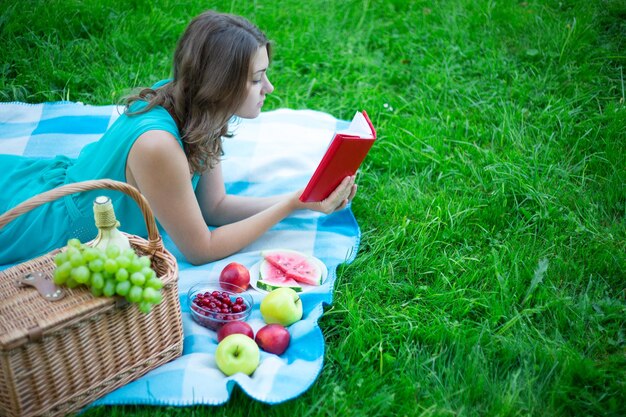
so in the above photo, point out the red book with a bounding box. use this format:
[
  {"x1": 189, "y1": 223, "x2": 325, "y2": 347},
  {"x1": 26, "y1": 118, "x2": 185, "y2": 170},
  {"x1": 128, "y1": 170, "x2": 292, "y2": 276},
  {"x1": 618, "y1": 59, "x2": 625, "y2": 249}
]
[{"x1": 300, "y1": 110, "x2": 377, "y2": 202}]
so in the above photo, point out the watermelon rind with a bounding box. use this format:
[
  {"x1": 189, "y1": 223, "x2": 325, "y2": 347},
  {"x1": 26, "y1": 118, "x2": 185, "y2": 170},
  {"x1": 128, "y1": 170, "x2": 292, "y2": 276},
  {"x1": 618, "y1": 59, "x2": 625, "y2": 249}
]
[
  {"x1": 257, "y1": 279, "x2": 303, "y2": 292},
  {"x1": 262, "y1": 249, "x2": 323, "y2": 286},
  {"x1": 258, "y1": 260, "x2": 303, "y2": 292}
]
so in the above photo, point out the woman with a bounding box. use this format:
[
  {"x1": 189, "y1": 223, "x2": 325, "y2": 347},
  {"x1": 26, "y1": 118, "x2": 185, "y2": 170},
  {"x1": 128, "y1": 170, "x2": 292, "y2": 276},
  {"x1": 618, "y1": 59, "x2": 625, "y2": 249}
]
[{"x1": 0, "y1": 11, "x2": 356, "y2": 265}]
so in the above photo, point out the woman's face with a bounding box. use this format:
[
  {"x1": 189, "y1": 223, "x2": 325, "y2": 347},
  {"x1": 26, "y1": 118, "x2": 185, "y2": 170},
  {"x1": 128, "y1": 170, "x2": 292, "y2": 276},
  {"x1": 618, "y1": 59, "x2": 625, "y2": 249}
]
[{"x1": 235, "y1": 46, "x2": 274, "y2": 119}]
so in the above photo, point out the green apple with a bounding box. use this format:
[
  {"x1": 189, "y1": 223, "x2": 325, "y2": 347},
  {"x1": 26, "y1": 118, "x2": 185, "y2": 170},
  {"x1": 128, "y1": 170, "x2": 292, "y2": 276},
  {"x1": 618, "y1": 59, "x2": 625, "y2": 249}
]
[
  {"x1": 260, "y1": 287, "x2": 303, "y2": 326},
  {"x1": 215, "y1": 334, "x2": 260, "y2": 376}
]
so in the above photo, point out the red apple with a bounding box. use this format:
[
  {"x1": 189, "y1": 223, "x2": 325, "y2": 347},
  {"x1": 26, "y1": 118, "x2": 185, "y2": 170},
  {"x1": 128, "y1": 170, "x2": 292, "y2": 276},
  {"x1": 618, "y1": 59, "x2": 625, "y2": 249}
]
[
  {"x1": 217, "y1": 321, "x2": 254, "y2": 342},
  {"x1": 255, "y1": 324, "x2": 290, "y2": 355},
  {"x1": 219, "y1": 262, "x2": 250, "y2": 292}
]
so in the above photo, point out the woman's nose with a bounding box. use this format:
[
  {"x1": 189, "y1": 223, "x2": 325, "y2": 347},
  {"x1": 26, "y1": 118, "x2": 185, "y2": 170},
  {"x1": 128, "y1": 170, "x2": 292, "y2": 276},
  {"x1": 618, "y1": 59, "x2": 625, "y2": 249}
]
[{"x1": 264, "y1": 77, "x2": 274, "y2": 94}]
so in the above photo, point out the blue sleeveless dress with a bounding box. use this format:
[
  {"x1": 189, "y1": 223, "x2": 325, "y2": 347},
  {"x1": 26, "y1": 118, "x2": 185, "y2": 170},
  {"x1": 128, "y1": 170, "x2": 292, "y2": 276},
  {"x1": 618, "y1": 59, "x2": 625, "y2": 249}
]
[{"x1": 0, "y1": 83, "x2": 200, "y2": 264}]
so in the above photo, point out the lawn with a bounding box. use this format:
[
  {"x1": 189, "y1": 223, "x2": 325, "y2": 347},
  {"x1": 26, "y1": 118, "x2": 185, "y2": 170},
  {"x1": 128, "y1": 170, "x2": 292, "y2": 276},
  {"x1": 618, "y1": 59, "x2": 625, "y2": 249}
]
[{"x1": 1, "y1": 0, "x2": 624, "y2": 416}]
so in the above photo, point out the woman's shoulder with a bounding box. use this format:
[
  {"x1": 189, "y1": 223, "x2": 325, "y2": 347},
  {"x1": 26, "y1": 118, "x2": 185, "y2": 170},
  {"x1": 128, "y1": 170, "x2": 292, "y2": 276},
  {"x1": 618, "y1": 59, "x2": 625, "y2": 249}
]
[
  {"x1": 127, "y1": 129, "x2": 192, "y2": 186},
  {"x1": 129, "y1": 122, "x2": 184, "y2": 170},
  {"x1": 132, "y1": 129, "x2": 185, "y2": 160}
]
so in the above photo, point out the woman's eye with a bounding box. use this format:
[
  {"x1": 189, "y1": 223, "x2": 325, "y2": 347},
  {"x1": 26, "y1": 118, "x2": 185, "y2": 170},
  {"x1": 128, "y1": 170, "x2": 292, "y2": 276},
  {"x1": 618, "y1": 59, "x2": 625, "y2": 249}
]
[{"x1": 252, "y1": 79, "x2": 262, "y2": 84}]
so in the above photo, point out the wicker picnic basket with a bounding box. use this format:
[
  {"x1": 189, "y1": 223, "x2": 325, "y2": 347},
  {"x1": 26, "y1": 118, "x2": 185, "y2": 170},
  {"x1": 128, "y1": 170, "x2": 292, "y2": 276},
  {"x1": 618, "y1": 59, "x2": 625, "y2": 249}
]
[{"x1": 0, "y1": 179, "x2": 183, "y2": 417}]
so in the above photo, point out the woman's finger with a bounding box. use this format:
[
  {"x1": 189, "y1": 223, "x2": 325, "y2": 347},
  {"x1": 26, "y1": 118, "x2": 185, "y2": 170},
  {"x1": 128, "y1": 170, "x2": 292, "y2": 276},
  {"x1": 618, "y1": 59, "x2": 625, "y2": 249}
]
[
  {"x1": 324, "y1": 176, "x2": 352, "y2": 203},
  {"x1": 347, "y1": 184, "x2": 357, "y2": 202}
]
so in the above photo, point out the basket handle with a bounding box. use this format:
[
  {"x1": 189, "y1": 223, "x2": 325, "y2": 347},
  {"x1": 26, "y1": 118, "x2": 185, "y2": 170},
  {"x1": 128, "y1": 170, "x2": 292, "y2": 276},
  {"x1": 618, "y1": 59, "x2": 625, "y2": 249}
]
[{"x1": 0, "y1": 179, "x2": 164, "y2": 253}]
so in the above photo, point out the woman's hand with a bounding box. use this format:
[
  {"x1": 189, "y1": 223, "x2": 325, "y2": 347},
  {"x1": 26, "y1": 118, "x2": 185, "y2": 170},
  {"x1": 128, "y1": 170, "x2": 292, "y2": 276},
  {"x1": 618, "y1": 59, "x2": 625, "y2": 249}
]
[{"x1": 292, "y1": 175, "x2": 357, "y2": 214}]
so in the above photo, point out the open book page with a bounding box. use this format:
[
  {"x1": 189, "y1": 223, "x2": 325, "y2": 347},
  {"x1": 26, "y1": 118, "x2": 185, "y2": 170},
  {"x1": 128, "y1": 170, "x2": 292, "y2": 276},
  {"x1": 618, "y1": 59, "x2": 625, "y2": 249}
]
[{"x1": 336, "y1": 111, "x2": 375, "y2": 138}]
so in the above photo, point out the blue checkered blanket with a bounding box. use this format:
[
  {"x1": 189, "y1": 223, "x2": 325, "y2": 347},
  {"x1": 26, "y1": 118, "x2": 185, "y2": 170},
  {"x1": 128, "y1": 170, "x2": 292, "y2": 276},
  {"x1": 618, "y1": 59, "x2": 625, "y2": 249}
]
[{"x1": 0, "y1": 102, "x2": 360, "y2": 406}]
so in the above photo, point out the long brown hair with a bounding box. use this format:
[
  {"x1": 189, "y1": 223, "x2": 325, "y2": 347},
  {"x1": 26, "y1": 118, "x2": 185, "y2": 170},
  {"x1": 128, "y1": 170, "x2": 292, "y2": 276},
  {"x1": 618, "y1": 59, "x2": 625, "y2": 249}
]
[{"x1": 125, "y1": 11, "x2": 270, "y2": 173}]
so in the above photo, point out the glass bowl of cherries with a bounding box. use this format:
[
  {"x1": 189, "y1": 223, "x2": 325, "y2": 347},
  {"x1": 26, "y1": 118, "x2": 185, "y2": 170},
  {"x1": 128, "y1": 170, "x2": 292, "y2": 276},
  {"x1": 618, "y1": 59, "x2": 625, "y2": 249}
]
[{"x1": 187, "y1": 282, "x2": 253, "y2": 331}]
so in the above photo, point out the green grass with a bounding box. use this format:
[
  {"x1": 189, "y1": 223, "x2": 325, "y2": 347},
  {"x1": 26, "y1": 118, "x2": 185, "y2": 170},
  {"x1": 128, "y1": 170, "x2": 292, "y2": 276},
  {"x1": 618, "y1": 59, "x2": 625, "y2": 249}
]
[{"x1": 1, "y1": 0, "x2": 625, "y2": 416}]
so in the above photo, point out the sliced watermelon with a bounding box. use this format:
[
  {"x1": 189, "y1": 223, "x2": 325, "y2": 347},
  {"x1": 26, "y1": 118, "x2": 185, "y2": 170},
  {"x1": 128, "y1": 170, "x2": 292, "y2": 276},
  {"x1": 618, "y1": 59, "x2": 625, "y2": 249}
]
[
  {"x1": 257, "y1": 260, "x2": 303, "y2": 292},
  {"x1": 262, "y1": 249, "x2": 323, "y2": 286}
]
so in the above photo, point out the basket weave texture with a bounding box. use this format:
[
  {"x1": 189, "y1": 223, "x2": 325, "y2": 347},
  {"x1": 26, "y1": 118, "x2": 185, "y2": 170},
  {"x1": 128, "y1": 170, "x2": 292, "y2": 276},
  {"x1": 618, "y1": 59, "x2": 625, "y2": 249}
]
[{"x1": 0, "y1": 180, "x2": 183, "y2": 417}]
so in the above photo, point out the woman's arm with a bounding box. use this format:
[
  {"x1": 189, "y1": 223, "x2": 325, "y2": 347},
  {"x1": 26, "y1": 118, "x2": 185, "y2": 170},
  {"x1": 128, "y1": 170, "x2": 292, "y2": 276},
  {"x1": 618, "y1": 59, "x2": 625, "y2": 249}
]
[
  {"x1": 127, "y1": 130, "x2": 356, "y2": 265},
  {"x1": 194, "y1": 161, "x2": 357, "y2": 225},
  {"x1": 194, "y1": 161, "x2": 291, "y2": 225}
]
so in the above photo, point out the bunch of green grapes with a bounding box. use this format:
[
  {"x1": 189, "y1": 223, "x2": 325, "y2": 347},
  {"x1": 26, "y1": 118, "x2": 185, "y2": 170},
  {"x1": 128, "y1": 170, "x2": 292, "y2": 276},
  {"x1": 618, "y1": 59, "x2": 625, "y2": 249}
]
[{"x1": 53, "y1": 238, "x2": 164, "y2": 313}]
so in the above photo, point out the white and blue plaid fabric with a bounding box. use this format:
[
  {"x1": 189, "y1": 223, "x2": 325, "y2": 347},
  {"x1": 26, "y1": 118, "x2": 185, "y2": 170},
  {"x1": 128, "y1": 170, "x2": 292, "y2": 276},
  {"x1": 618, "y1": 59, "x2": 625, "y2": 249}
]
[{"x1": 0, "y1": 102, "x2": 360, "y2": 406}]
